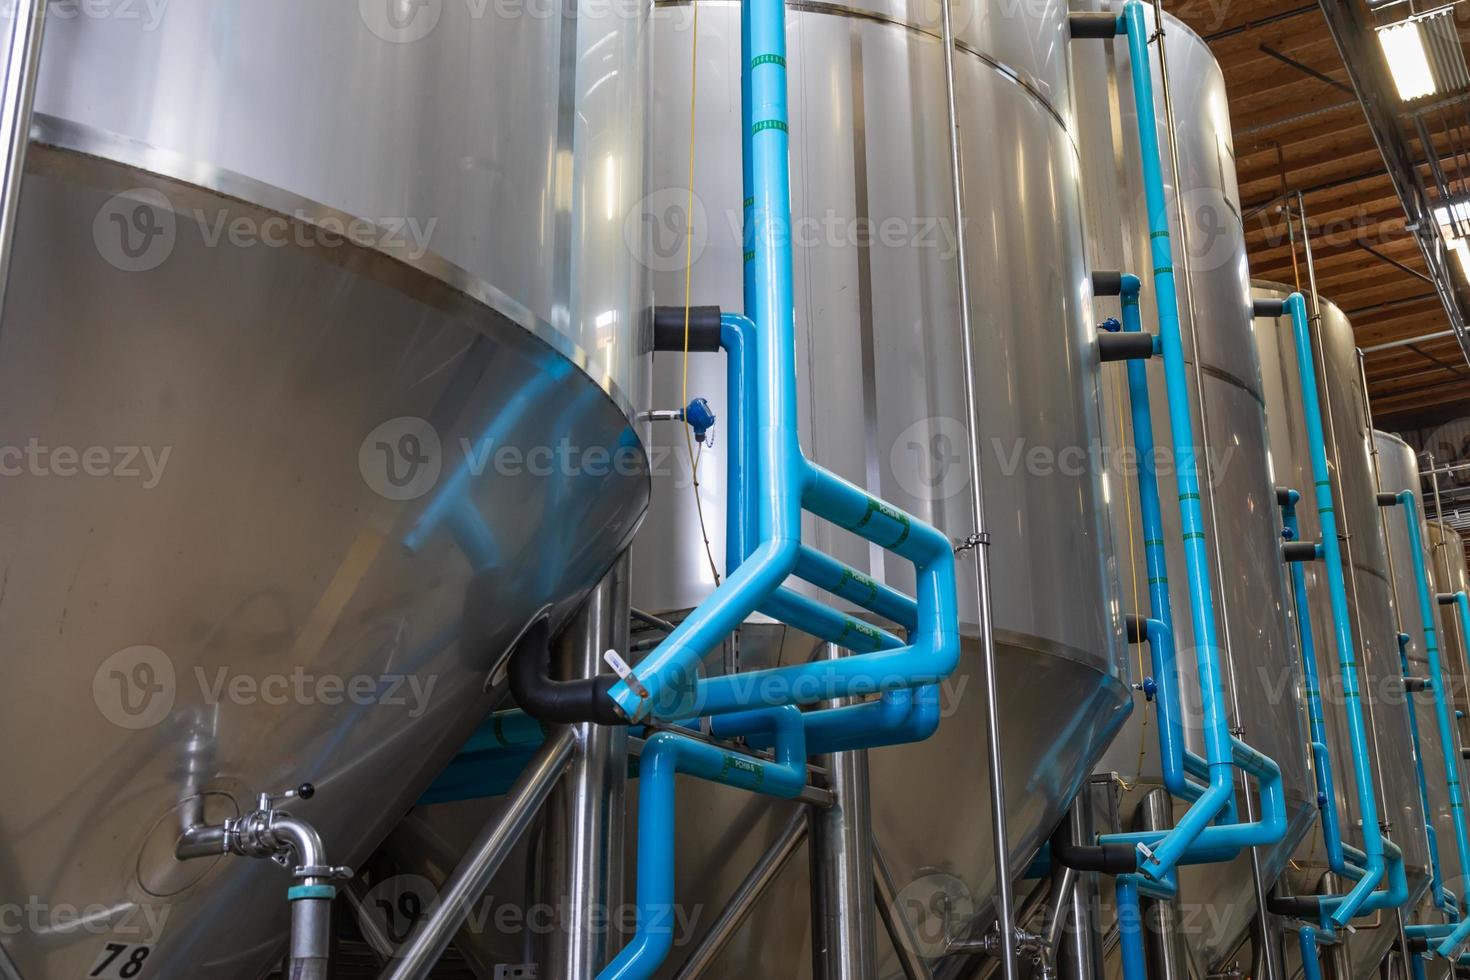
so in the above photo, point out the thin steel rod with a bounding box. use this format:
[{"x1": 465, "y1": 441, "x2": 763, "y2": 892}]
[
  {"x1": 672, "y1": 807, "x2": 809, "y2": 980},
  {"x1": 1358, "y1": 332, "x2": 1464, "y2": 354},
  {"x1": 938, "y1": 0, "x2": 1012, "y2": 969},
  {"x1": 378, "y1": 728, "x2": 576, "y2": 980},
  {"x1": 874, "y1": 844, "x2": 937, "y2": 980},
  {"x1": 0, "y1": 942, "x2": 22, "y2": 980},
  {"x1": 0, "y1": 0, "x2": 45, "y2": 327}
]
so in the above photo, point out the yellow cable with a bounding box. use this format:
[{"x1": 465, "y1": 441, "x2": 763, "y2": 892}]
[{"x1": 681, "y1": 1, "x2": 721, "y2": 586}]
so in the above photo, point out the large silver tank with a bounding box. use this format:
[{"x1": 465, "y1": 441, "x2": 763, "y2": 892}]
[
  {"x1": 1, "y1": 5, "x2": 650, "y2": 978},
  {"x1": 1430, "y1": 521, "x2": 1470, "y2": 750},
  {"x1": 1072, "y1": 10, "x2": 1314, "y2": 972},
  {"x1": 1255, "y1": 286, "x2": 1432, "y2": 977},
  {"x1": 1375, "y1": 431, "x2": 1468, "y2": 936},
  {"x1": 623, "y1": 0, "x2": 1131, "y2": 971}
]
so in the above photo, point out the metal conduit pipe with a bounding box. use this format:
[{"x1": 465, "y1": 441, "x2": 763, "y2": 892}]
[
  {"x1": 671, "y1": 807, "x2": 808, "y2": 980},
  {"x1": 937, "y1": 0, "x2": 1014, "y2": 962},
  {"x1": 874, "y1": 844, "x2": 936, "y2": 980},
  {"x1": 0, "y1": 0, "x2": 46, "y2": 324},
  {"x1": 379, "y1": 729, "x2": 576, "y2": 980}
]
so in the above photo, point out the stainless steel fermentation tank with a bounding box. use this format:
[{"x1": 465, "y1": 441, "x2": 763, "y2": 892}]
[
  {"x1": 1255, "y1": 285, "x2": 1432, "y2": 978},
  {"x1": 1430, "y1": 521, "x2": 1470, "y2": 748},
  {"x1": 1375, "y1": 431, "x2": 1467, "y2": 940},
  {"x1": 622, "y1": 0, "x2": 1132, "y2": 970},
  {"x1": 0, "y1": 4, "x2": 650, "y2": 978},
  {"x1": 1072, "y1": 9, "x2": 1314, "y2": 974}
]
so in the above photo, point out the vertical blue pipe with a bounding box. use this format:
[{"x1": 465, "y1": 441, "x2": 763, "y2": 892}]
[
  {"x1": 1116, "y1": 2, "x2": 1274, "y2": 878},
  {"x1": 1282, "y1": 493, "x2": 1354, "y2": 876},
  {"x1": 1283, "y1": 290, "x2": 1386, "y2": 926},
  {"x1": 1298, "y1": 926, "x2": 1323, "y2": 980},
  {"x1": 1117, "y1": 880, "x2": 1148, "y2": 980},
  {"x1": 722, "y1": 314, "x2": 755, "y2": 575},
  {"x1": 1394, "y1": 492, "x2": 1470, "y2": 956},
  {"x1": 1397, "y1": 630, "x2": 1449, "y2": 913},
  {"x1": 1119, "y1": 275, "x2": 1211, "y2": 802}
]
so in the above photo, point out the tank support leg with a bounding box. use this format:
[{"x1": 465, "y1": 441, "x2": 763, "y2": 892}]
[
  {"x1": 809, "y1": 644, "x2": 877, "y2": 980},
  {"x1": 539, "y1": 554, "x2": 631, "y2": 977}
]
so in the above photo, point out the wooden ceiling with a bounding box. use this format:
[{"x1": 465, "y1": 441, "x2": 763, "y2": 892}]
[{"x1": 1170, "y1": 0, "x2": 1470, "y2": 427}]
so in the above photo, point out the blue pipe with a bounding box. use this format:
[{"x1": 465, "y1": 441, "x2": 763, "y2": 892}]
[
  {"x1": 1281, "y1": 290, "x2": 1389, "y2": 926},
  {"x1": 607, "y1": 0, "x2": 959, "y2": 723},
  {"x1": 1281, "y1": 491, "x2": 1356, "y2": 878},
  {"x1": 1387, "y1": 490, "x2": 1470, "y2": 949},
  {"x1": 1115, "y1": 273, "x2": 1212, "y2": 802},
  {"x1": 1117, "y1": 879, "x2": 1148, "y2": 980},
  {"x1": 1299, "y1": 926, "x2": 1323, "y2": 980},
  {"x1": 597, "y1": 708, "x2": 808, "y2": 980},
  {"x1": 1095, "y1": 2, "x2": 1286, "y2": 881},
  {"x1": 1395, "y1": 629, "x2": 1452, "y2": 917},
  {"x1": 717, "y1": 314, "x2": 937, "y2": 739}
]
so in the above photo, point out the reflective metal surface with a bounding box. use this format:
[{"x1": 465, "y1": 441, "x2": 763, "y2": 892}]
[
  {"x1": 1429, "y1": 521, "x2": 1470, "y2": 749},
  {"x1": 1074, "y1": 10, "x2": 1313, "y2": 971},
  {"x1": 1, "y1": 3, "x2": 651, "y2": 974},
  {"x1": 629, "y1": 0, "x2": 1130, "y2": 973},
  {"x1": 1254, "y1": 284, "x2": 1433, "y2": 979},
  {"x1": 33, "y1": 0, "x2": 650, "y2": 412},
  {"x1": 1374, "y1": 431, "x2": 1465, "y2": 933}
]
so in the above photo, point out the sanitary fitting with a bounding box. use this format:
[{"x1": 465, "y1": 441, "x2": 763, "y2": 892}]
[
  {"x1": 176, "y1": 784, "x2": 350, "y2": 980},
  {"x1": 948, "y1": 927, "x2": 1055, "y2": 979}
]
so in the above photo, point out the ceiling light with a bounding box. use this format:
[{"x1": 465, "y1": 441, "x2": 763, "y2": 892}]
[
  {"x1": 1378, "y1": 19, "x2": 1437, "y2": 100},
  {"x1": 1376, "y1": 7, "x2": 1470, "y2": 103}
]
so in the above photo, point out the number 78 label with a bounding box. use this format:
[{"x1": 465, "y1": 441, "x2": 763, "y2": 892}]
[{"x1": 87, "y1": 942, "x2": 153, "y2": 979}]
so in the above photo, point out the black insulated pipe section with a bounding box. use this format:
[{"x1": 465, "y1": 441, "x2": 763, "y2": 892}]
[
  {"x1": 1462, "y1": 748, "x2": 1470, "y2": 761},
  {"x1": 509, "y1": 619, "x2": 626, "y2": 726},
  {"x1": 1404, "y1": 676, "x2": 1430, "y2": 693},
  {"x1": 653, "y1": 306, "x2": 723, "y2": 353},
  {"x1": 1267, "y1": 890, "x2": 1323, "y2": 917},
  {"x1": 1440, "y1": 593, "x2": 1459, "y2": 606},
  {"x1": 1376, "y1": 492, "x2": 1400, "y2": 507},
  {"x1": 1069, "y1": 12, "x2": 1118, "y2": 39},
  {"x1": 1091, "y1": 270, "x2": 1124, "y2": 297},
  {"x1": 1276, "y1": 487, "x2": 1298, "y2": 507},
  {"x1": 1099, "y1": 332, "x2": 1156, "y2": 363},
  {"x1": 1282, "y1": 542, "x2": 1320, "y2": 563},
  {"x1": 1124, "y1": 614, "x2": 1148, "y2": 645},
  {"x1": 1253, "y1": 298, "x2": 1287, "y2": 318},
  {"x1": 1048, "y1": 810, "x2": 1137, "y2": 875}
]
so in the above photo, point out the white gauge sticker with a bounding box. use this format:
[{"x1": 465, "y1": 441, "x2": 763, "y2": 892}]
[{"x1": 87, "y1": 942, "x2": 154, "y2": 979}]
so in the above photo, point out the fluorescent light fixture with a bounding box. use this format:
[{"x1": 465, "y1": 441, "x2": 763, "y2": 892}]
[{"x1": 1378, "y1": 18, "x2": 1437, "y2": 101}]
